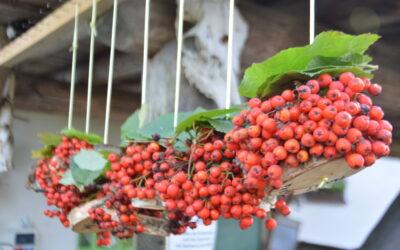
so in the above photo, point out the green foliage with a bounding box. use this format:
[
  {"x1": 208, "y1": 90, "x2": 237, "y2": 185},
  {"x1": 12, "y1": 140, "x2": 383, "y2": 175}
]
[
  {"x1": 120, "y1": 108, "x2": 196, "y2": 143},
  {"x1": 61, "y1": 128, "x2": 103, "y2": 145},
  {"x1": 31, "y1": 145, "x2": 53, "y2": 159},
  {"x1": 120, "y1": 109, "x2": 149, "y2": 142},
  {"x1": 239, "y1": 31, "x2": 380, "y2": 98},
  {"x1": 175, "y1": 107, "x2": 240, "y2": 135},
  {"x1": 139, "y1": 110, "x2": 197, "y2": 138},
  {"x1": 70, "y1": 150, "x2": 109, "y2": 186},
  {"x1": 120, "y1": 107, "x2": 239, "y2": 151},
  {"x1": 209, "y1": 119, "x2": 234, "y2": 133}
]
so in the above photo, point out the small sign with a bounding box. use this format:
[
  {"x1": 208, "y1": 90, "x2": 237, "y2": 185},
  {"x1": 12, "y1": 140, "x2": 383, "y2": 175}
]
[{"x1": 166, "y1": 220, "x2": 218, "y2": 250}]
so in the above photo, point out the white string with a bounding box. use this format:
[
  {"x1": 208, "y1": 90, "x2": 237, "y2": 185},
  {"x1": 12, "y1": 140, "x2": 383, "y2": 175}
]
[
  {"x1": 173, "y1": 0, "x2": 185, "y2": 128},
  {"x1": 225, "y1": 0, "x2": 235, "y2": 109},
  {"x1": 68, "y1": 4, "x2": 79, "y2": 129},
  {"x1": 85, "y1": 0, "x2": 97, "y2": 133},
  {"x1": 309, "y1": 0, "x2": 315, "y2": 44},
  {"x1": 103, "y1": 0, "x2": 118, "y2": 144},
  {"x1": 141, "y1": 0, "x2": 150, "y2": 107}
]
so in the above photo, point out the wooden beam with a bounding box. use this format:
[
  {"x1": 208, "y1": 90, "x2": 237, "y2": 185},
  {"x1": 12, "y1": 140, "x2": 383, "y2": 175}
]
[
  {"x1": 0, "y1": 0, "x2": 118, "y2": 67},
  {"x1": 14, "y1": 74, "x2": 140, "y2": 119}
]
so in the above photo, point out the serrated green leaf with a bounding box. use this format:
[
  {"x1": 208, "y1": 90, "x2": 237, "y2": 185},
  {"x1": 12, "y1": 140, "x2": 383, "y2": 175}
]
[
  {"x1": 175, "y1": 108, "x2": 240, "y2": 135},
  {"x1": 61, "y1": 128, "x2": 103, "y2": 145},
  {"x1": 121, "y1": 108, "x2": 203, "y2": 143},
  {"x1": 209, "y1": 119, "x2": 233, "y2": 133},
  {"x1": 59, "y1": 170, "x2": 76, "y2": 186},
  {"x1": 240, "y1": 31, "x2": 380, "y2": 98},
  {"x1": 71, "y1": 150, "x2": 108, "y2": 186},
  {"x1": 139, "y1": 110, "x2": 199, "y2": 138},
  {"x1": 306, "y1": 53, "x2": 371, "y2": 70},
  {"x1": 38, "y1": 133, "x2": 61, "y2": 146},
  {"x1": 258, "y1": 65, "x2": 375, "y2": 98}
]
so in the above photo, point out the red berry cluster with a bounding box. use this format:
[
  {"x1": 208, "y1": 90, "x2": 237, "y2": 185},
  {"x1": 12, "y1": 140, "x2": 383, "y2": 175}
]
[
  {"x1": 90, "y1": 130, "x2": 291, "y2": 245},
  {"x1": 224, "y1": 72, "x2": 391, "y2": 229},
  {"x1": 35, "y1": 137, "x2": 93, "y2": 226},
  {"x1": 34, "y1": 72, "x2": 392, "y2": 246}
]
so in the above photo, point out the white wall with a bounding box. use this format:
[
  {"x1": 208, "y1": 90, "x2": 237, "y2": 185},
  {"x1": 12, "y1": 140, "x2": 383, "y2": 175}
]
[{"x1": 0, "y1": 110, "x2": 125, "y2": 250}]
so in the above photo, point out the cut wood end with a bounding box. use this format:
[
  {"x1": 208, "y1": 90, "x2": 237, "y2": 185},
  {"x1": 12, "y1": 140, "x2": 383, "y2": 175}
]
[
  {"x1": 270, "y1": 158, "x2": 363, "y2": 196},
  {"x1": 68, "y1": 199, "x2": 169, "y2": 235}
]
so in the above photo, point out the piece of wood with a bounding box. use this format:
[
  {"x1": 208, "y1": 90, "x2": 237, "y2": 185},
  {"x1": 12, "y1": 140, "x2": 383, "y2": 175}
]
[
  {"x1": 0, "y1": 0, "x2": 118, "y2": 67},
  {"x1": 14, "y1": 74, "x2": 140, "y2": 119},
  {"x1": 69, "y1": 199, "x2": 170, "y2": 236},
  {"x1": 268, "y1": 158, "x2": 362, "y2": 196}
]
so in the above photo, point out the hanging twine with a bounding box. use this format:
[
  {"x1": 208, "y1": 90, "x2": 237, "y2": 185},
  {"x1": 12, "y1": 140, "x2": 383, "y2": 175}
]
[
  {"x1": 103, "y1": 0, "x2": 118, "y2": 144},
  {"x1": 309, "y1": 0, "x2": 315, "y2": 44},
  {"x1": 141, "y1": 0, "x2": 151, "y2": 107},
  {"x1": 225, "y1": 0, "x2": 235, "y2": 109},
  {"x1": 173, "y1": 0, "x2": 185, "y2": 128},
  {"x1": 85, "y1": 0, "x2": 97, "y2": 133},
  {"x1": 139, "y1": 0, "x2": 151, "y2": 128},
  {"x1": 67, "y1": 4, "x2": 79, "y2": 129}
]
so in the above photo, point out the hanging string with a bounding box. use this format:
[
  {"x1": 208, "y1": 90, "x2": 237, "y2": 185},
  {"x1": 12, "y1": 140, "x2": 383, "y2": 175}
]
[
  {"x1": 68, "y1": 4, "x2": 79, "y2": 129},
  {"x1": 141, "y1": 0, "x2": 151, "y2": 107},
  {"x1": 309, "y1": 0, "x2": 315, "y2": 44},
  {"x1": 173, "y1": 0, "x2": 185, "y2": 128},
  {"x1": 310, "y1": 0, "x2": 325, "y2": 190},
  {"x1": 103, "y1": 0, "x2": 118, "y2": 144},
  {"x1": 85, "y1": 0, "x2": 97, "y2": 133},
  {"x1": 225, "y1": 0, "x2": 235, "y2": 109}
]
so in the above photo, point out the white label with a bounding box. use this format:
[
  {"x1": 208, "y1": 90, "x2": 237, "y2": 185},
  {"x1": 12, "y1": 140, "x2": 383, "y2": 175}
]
[{"x1": 166, "y1": 220, "x2": 218, "y2": 250}]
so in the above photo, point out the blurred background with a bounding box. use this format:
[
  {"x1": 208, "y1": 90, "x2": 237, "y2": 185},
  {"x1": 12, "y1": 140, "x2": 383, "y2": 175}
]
[{"x1": 0, "y1": 0, "x2": 399, "y2": 250}]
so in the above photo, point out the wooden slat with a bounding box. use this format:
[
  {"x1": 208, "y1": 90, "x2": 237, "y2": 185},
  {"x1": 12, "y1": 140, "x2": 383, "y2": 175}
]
[{"x1": 0, "y1": 0, "x2": 116, "y2": 67}]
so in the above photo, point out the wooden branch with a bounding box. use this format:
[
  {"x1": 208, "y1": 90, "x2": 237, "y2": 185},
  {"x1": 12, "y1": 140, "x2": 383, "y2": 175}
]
[{"x1": 0, "y1": 0, "x2": 119, "y2": 67}]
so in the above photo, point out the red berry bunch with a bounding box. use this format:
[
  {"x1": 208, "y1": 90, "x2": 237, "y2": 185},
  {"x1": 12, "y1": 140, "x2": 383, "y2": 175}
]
[
  {"x1": 225, "y1": 72, "x2": 391, "y2": 229},
  {"x1": 33, "y1": 72, "x2": 393, "y2": 245},
  {"x1": 35, "y1": 136, "x2": 93, "y2": 227}
]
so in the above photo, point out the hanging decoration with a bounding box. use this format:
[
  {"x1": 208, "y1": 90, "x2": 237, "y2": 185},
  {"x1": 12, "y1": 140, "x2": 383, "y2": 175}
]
[{"x1": 28, "y1": 0, "x2": 392, "y2": 247}]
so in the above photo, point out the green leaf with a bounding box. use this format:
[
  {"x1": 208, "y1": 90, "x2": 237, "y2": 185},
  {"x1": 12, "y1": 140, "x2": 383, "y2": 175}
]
[
  {"x1": 239, "y1": 31, "x2": 380, "y2": 98},
  {"x1": 120, "y1": 110, "x2": 149, "y2": 142},
  {"x1": 38, "y1": 133, "x2": 61, "y2": 146},
  {"x1": 59, "y1": 170, "x2": 76, "y2": 186},
  {"x1": 61, "y1": 128, "x2": 103, "y2": 145},
  {"x1": 209, "y1": 119, "x2": 233, "y2": 133},
  {"x1": 175, "y1": 107, "x2": 240, "y2": 135},
  {"x1": 121, "y1": 108, "x2": 202, "y2": 142},
  {"x1": 70, "y1": 150, "x2": 108, "y2": 186},
  {"x1": 258, "y1": 65, "x2": 375, "y2": 98},
  {"x1": 140, "y1": 110, "x2": 201, "y2": 139},
  {"x1": 173, "y1": 131, "x2": 194, "y2": 152},
  {"x1": 306, "y1": 53, "x2": 371, "y2": 69}
]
